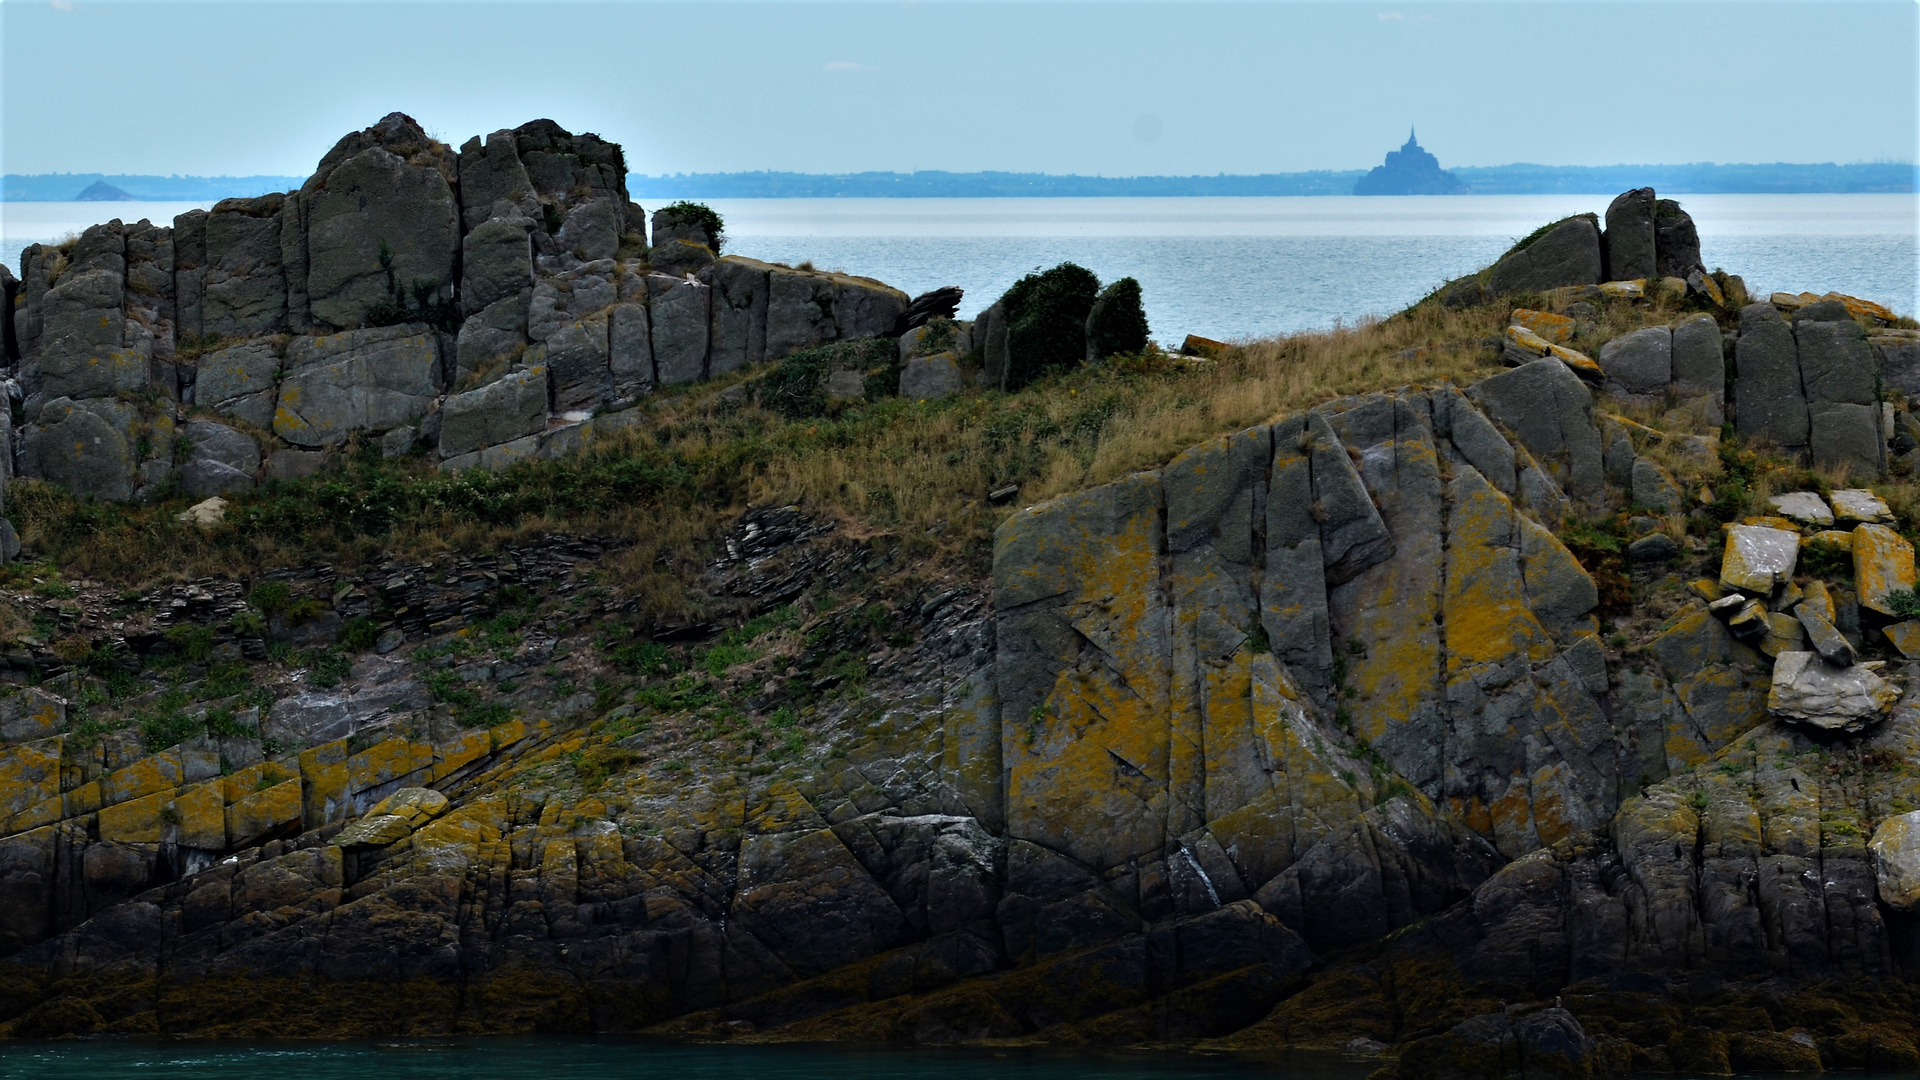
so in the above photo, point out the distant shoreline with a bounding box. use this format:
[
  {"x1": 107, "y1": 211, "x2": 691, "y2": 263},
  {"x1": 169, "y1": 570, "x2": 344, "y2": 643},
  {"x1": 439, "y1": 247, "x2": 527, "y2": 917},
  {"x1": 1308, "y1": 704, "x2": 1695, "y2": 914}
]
[{"x1": 3, "y1": 162, "x2": 1913, "y2": 202}]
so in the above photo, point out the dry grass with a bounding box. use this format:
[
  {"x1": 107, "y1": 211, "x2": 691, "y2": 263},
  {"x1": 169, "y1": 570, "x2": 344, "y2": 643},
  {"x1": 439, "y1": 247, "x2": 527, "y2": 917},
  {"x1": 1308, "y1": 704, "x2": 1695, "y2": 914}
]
[{"x1": 7, "y1": 287, "x2": 1827, "y2": 626}]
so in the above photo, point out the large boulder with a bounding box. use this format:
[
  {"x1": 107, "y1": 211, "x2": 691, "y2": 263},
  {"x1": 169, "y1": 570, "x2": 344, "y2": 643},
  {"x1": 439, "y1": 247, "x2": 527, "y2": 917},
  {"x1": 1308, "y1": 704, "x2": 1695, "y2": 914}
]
[
  {"x1": 194, "y1": 341, "x2": 281, "y2": 428},
  {"x1": 18, "y1": 398, "x2": 135, "y2": 501},
  {"x1": 25, "y1": 268, "x2": 141, "y2": 402},
  {"x1": 1798, "y1": 315, "x2": 1882, "y2": 474},
  {"x1": 1669, "y1": 313, "x2": 1725, "y2": 421},
  {"x1": 1853, "y1": 523, "x2": 1915, "y2": 616},
  {"x1": 455, "y1": 129, "x2": 539, "y2": 233},
  {"x1": 899, "y1": 353, "x2": 964, "y2": 401},
  {"x1": 557, "y1": 198, "x2": 622, "y2": 262},
  {"x1": 1720, "y1": 524, "x2": 1799, "y2": 592},
  {"x1": 1734, "y1": 302, "x2": 1807, "y2": 453},
  {"x1": 460, "y1": 217, "x2": 534, "y2": 315},
  {"x1": 1466, "y1": 359, "x2": 1604, "y2": 503},
  {"x1": 710, "y1": 256, "x2": 772, "y2": 378},
  {"x1": 650, "y1": 275, "x2": 710, "y2": 385},
  {"x1": 1653, "y1": 198, "x2": 1704, "y2": 278},
  {"x1": 301, "y1": 115, "x2": 460, "y2": 330},
  {"x1": 201, "y1": 194, "x2": 287, "y2": 338},
  {"x1": 1596, "y1": 326, "x2": 1670, "y2": 396},
  {"x1": 1767, "y1": 652, "x2": 1896, "y2": 732},
  {"x1": 1603, "y1": 187, "x2": 1657, "y2": 281},
  {"x1": 1485, "y1": 216, "x2": 1602, "y2": 296},
  {"x1": 1870, "y1": 810, "x2": 1920, "y2": 912},
  {"x1": 273, "y1": 325, "x2": 442, "y2": 446},
  {"x1": 439, "y1": 367, "x2": 548, "y2": 458},
  {"x1": 454, "y1": 292, "x2": 530, "y2": 390}
]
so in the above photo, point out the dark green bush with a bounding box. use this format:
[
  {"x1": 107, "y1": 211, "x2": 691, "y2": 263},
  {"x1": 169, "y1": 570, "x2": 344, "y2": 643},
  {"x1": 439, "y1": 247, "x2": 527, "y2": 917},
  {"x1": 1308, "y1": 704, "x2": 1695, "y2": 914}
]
[
  {"x1": 1002, "y1": 262, "x2": 1100, "y2": 390},
  {"x1": 661, "y1": 201, "x2": 725, "y2": 252},
  {"x1": 1085, "y1": 277, "x2": 1149, "y2": 361},
  {"x1": 758, "y1": 338, "x2": 898, "y2": 419}
]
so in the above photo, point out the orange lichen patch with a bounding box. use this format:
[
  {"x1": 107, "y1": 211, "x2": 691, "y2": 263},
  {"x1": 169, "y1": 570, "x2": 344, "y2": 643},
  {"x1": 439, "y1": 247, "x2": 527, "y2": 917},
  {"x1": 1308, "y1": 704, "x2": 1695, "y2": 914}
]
[
  {"x1": 97, "y1": 789, "x2": 171, "y2": 844},
  {"x1": 98, "y1": 751, "x2": 182, "y2": 808},
  {"x1": 1443, "y1": 469, "x2": 1553, "y2": 675},
  {"x1": 298, "y1": 739, "x2": 351, "y2": 830},
  {"x1": 1548, "y1": 344, "x2": 1604, "y2": 378},
  {"x1": 0, "y1": 737, "x2": 65, "y2": 824},
  {"x1": 166, "y1": 780, "x2": 226, "y2": 849},
  {"x1": 226, "y1": 778, "x2": 303, "y2": 848},
  {"x1": 1505, "y1": 325, "x2": 1554, "y2": 356},
  {"x1": 345, "y1": 737, "x2": 433, "y2": 797},
  {"x1": 1511, "y1": 309, "x2": 1575, "y2": 345},
  {"x1": 1854, "y1": 523, "x2": 1916, "y2": 616},
  {"x1": 432, "y1": 730, "x2": 493, "y2": 781}
]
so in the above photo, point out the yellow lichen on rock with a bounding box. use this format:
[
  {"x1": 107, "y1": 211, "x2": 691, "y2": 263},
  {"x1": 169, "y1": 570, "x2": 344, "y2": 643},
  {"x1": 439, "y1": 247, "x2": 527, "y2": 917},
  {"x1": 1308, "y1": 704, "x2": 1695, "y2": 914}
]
[{"x1": 1853, "y1": 523, "x2": 1916, "y2": 616}]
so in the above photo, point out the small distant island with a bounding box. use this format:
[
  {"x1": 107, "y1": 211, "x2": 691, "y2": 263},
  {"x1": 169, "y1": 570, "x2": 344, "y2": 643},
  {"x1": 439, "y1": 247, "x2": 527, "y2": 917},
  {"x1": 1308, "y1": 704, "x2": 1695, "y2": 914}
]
[
  {"x1": 1352, "y1": 128, "x2": 1466, "y2": 195},
  {"x1": 73, "y1": 179, "x2": 133, "y2": 201}
]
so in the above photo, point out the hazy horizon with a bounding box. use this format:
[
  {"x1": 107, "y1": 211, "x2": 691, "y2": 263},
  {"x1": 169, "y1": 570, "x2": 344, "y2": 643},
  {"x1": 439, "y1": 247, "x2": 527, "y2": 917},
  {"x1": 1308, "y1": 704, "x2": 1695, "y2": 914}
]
[{"x1": 4, "y1": 1, "x2": 1915, "y2": 181}]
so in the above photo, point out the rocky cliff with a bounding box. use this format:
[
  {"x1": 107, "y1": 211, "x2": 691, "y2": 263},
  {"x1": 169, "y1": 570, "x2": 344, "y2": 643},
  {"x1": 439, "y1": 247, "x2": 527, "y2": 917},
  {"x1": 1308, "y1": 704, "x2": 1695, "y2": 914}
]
[{"x1": 5, "y1": 118, "x2": 1920, "y2": 1075}]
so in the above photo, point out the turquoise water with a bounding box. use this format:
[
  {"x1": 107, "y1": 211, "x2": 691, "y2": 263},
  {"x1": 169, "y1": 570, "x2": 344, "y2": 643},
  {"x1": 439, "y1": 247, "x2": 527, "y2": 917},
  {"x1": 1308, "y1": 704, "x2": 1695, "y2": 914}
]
[
  {"x1": 0, "y1": 1038, "x2": 1371, "y2": 1080},
  {"x1": 4, "y1": 193, "x2": 1914, "y2": 344}
]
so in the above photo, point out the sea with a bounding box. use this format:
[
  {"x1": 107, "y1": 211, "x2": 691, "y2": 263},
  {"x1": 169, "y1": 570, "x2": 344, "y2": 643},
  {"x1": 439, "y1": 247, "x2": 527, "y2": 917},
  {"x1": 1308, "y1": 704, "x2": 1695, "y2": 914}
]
[{"x1": 2, "y1": 193, "x2": 1915, "y2": 344}]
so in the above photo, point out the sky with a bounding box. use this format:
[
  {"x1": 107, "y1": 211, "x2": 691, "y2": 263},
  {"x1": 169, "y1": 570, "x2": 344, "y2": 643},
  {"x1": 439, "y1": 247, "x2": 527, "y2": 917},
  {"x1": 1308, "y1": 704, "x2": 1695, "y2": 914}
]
[{"x1": 2, "y1": 1, "x2": 1916, "y2": 179}]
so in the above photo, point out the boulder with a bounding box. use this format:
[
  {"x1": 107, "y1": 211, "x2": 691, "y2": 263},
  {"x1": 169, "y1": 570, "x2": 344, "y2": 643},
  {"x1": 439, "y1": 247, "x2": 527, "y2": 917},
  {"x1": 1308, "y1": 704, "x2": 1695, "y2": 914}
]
[
  {"x1": 1653, "y1": 199, "x2": 1704, "y2": 278},
  {"x1": 195, "y1": 341, "x2": 281, "y2": 428},
  {"x1": 460, "y1": 217, "x2": 534, "y2": 315},
  {"x1": 1603, "y1": 187, "x2": 1657, "y2": 281},
  {"x1": 274, "y1": 326, "x2": 441, "y2": 446},
  {"x1": 976, "y1": 300, "x2": 1010, "y2": 390},
  {"x1": 1628, "y1": 533, "x2": 1678, "y2": 562},
  {"x1": 455, "y1": 292, "x2": 530, "y2": 389},
  {"x1": 1832, "y1": 488, "x2": 1894, "y2": 524},
  {"x1": 609, "y1": 301, "x2": 653, "y2": 399},
  {"x1": 1597, "y1": 326, "x2": 1671, "y2": 396},
  {"x1": 1466, "y1": 358, "x2": 1604, "y2": 503},
  {"x1": 557, "y1": 198, "x2": 622, "y2": 262},
  {"x1": 536, "y1": 310, "x2": 610, "y2": 412},
  {"x1": 1767, "y1": 652, "x2": 1896, "y2": 732},
  {"x1": 1486, "y1": 216, "x2": 1602, "y2": 296},
  {"x1": 265, "y1": 448, "x2": 327, "y2": 481},
  {"x1": 900, "y1": 353, "x2": 964, "y2": 401},
  {"x1": 710, "y1": 257, "x2": 772, "y2": 379},
  {"x1": 1734, "y1": 302, "x2": 1808, "y2": 453},
  {"x1": 1630, "y1": 457, "x2": 1682, "y2": 514},
  {"x1": 455, "y1": 129, "x2": 539, "y2": 233},
  {"x1": 201, "y1": 194, "x2": 288, "y2": 337},
  {"x1": 302, "y1": 124, "x2": 459, "y2": 330},
  {"x1": 651, "y1": 204, "x2": 718, "y2": 250},
  {"x1": 1720, "y1": 524, "x2": 1799, "y2": 593},
  {"x1": 1870, "y1": 810, "x2": 1920, "y2": 911},
  {"x1": 26, "y1": 268, "x2": 142, "y2": 403},
  {"x1": 0, "y1": 521, "x2": 18, "y2": 563},
  {"x1": 1796, "y1": 607, "x2": 1856, "y2": 667},
  {"x1": 1872, "y1": 333, "x2": 1920, "y2": 398},
  {"x1": 1768, "y1": 491, "x2": 1833, "y2": 527},
  {"x1": 176, "y1": 496, "x2": 227, "y2": 528},
  {"x1": 19, "y1": 398, "x2": 134, "y2": 501},
  {"x1": 1798, "y1": 317, "x2": 1881, "y2": 473},
  {"x1": 180, "y1": 459, "x2": 256, "y2": 499},
  {"x1": 1502, "y1": 325, "x2": 1553, "y2": 366},
  {"x1": 185, "y1": 420, "x2": 260, "y2": 474},
  {"x1": 1853, "y1": 523, "x2": 1915, "y2": 616},
  {"x1": 1509, "y1": 309, "x2": 1574, "y2": 345},
  {"x1": 650, "y1": 275, "x2": 710, "y2": 385},
  {"x1": 438, "y1": 367, "x2": 548, "y2": 458}
]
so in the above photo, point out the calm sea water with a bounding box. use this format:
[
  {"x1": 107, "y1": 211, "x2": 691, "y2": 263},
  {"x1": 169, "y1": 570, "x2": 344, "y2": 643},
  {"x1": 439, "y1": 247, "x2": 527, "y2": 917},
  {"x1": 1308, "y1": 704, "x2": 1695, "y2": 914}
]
[
  {"x1": 0, "y1": 1038, "x2": 1371, "y2": 1080},
  {"x1": 4, "y1": 194, "x2": 1914, "y2": 343}
]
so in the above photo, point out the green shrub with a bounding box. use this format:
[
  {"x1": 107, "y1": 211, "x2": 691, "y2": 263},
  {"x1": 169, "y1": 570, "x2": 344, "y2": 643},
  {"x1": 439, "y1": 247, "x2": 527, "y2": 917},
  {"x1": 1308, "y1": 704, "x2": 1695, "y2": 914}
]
[
  {"x1": 759, "y1": 338, "x2": 898, "y2": 418},
  {"x1": 164, "y1": 623, "x2": 216, "y2": 663},
  {"x1": 1085, "y1": 277, "x2": 1149, "y2": 361},
  {"x1": 1888, "y1": 589, "x2": 1920, "y2": 619},
  {"x1": 248, "y1": 581, "x2": 292, "y2": 613},
  {"x1": 341, "y1": 617, "x2": 381, "y2": 652},
  {"x1": 1002, "y1": 262, "x2": 1100, "y2": 390},
  {"x1": 140, "y1": 711, "x2": 202, "y2": 752},
  {"x1": 660, "y1": 201, "x2": 725, "y2": 253}
]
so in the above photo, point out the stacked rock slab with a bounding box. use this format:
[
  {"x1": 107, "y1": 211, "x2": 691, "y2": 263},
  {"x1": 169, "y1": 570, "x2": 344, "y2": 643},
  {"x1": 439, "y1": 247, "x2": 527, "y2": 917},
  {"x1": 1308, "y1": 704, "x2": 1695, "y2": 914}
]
[{"x1": 1, "y1": 113, "x2": 909, "y2": 500}]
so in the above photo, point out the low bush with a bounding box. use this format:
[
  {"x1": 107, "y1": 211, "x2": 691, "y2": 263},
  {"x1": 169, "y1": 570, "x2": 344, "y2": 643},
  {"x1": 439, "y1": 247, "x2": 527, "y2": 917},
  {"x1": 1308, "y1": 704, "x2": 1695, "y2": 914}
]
[
  {"x1": 1085, "y1": 277, "x2": 1149, "y2": 361},
  {"x1": 1002, "y1": 262, "x2": 1100, "y2": 390}
]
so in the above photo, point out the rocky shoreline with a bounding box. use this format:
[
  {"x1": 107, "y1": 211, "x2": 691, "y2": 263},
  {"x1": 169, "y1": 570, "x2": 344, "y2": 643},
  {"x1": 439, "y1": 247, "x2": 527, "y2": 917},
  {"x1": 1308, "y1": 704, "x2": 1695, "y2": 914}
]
[{"x1": 4, "y1": 116, "x2": 1920, "y2": 1076}]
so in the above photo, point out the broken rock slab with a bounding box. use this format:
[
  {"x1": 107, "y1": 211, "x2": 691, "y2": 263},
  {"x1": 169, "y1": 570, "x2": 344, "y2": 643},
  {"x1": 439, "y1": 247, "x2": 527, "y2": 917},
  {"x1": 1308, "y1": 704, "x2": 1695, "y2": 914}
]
[
  {"x1": 1720, "y1": 524, "x2": 1800, "y2": 593},
  {"x1": 1768, "y1": 491, "x2": 1833, "y2": 527},
  {"x1": 1768, "y1": 651, "x2": 1897, "y2": 732},
  {"x1": 1854, "y1": 523, "x2": 1916, "y2": 617},
  {"x1": 1832, "y1": 488, "x2": 1893, "y2": 525}
]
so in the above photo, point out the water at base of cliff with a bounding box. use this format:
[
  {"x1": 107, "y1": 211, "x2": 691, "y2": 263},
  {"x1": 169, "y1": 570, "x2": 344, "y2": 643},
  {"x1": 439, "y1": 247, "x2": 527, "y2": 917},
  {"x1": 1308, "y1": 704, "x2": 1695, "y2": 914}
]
[{"x1": 0, "y1": 1038, "x2": 1376, "y2": 1080}]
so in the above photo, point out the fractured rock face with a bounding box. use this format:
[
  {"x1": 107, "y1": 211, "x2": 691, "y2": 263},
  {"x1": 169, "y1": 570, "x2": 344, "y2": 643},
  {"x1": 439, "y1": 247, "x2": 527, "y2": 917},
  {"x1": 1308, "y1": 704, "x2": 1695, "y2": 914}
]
[
  {"x1": 274, "y1": 326, "x2": 442, "y2": 447},
  {"x1": 1767, "y1": 651, "x2": 1896, "y2": 732},
  {"x1": 438, "y1": 367, "x2": 548, "y2": 458},
  {"x1": 1734, "y1": 302, "x2": 1807, "y2": 454},
  {"x1": 302, "y1": 117, "x2": 460, "y2": 330}
]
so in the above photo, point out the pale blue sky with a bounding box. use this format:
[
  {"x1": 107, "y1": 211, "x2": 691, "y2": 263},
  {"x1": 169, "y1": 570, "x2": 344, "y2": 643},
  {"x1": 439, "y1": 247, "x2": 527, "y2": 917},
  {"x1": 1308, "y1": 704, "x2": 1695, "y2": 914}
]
[{"x1": 3, "y1": 1, "x2": 1916, "y2": 178}]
